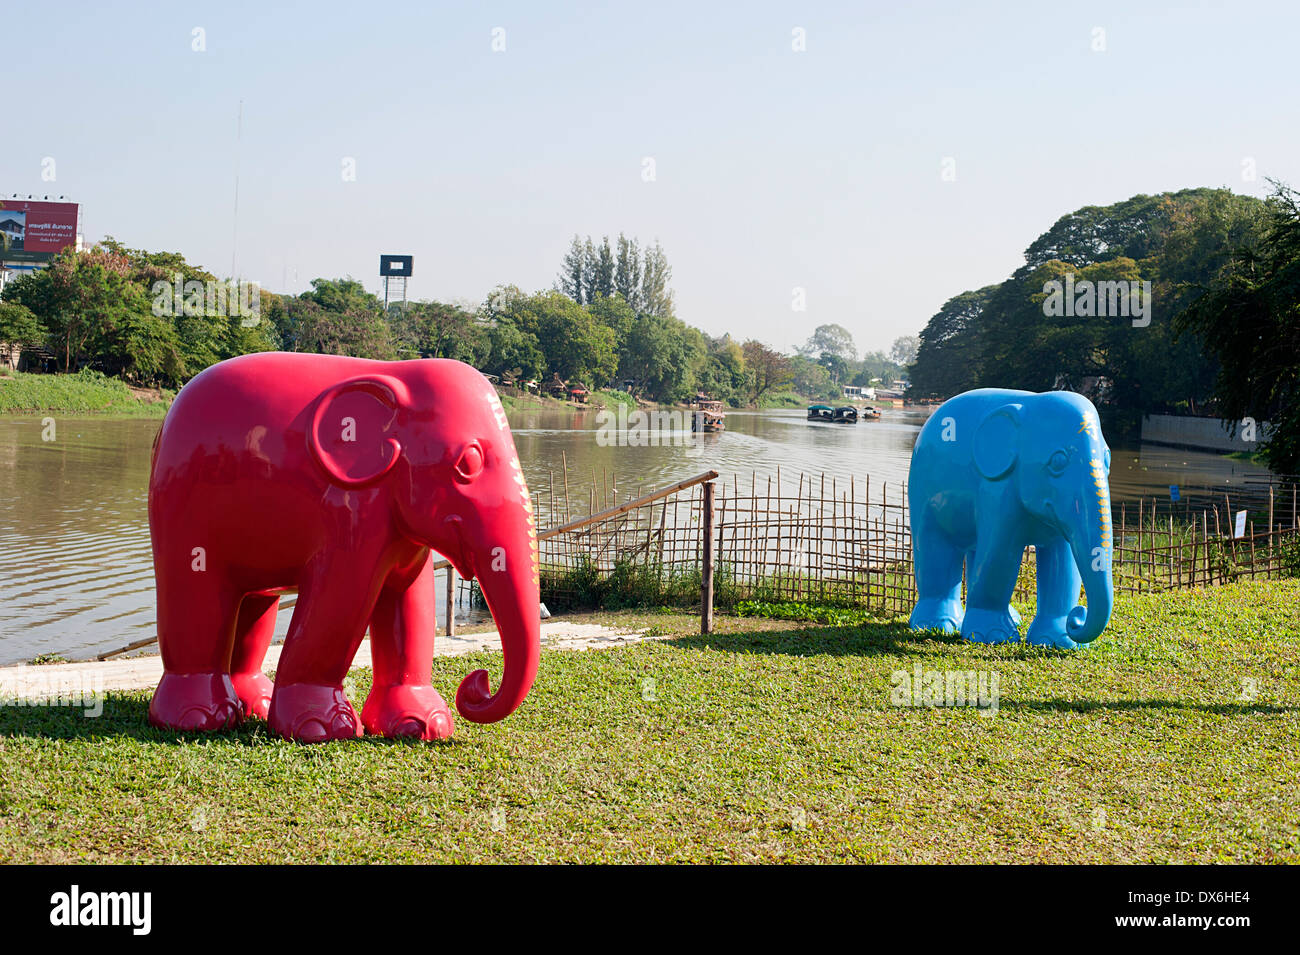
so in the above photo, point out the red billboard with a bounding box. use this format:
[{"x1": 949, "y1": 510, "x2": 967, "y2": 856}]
[{"x1": 0, "y1": 199, "x2": 79, "y2": 262}]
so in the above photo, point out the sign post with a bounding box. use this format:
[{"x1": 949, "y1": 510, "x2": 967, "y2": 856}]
[{"x1": 379, "y1": 255, "x2": 413, "y2": 312}]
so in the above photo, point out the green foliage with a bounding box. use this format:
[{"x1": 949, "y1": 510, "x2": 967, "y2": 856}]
[
  {"x1": 0, "y1": 367, "x2": 171, "y2": 414},
  {"x1": 541, "y1": 557, "x2": 703, "y2": 611},
  {"x1": 0, "y1": 301, "x2": 45, "y2": 346},
  {"x1": 1175, "y1": 182, "x2": 1300, "y2": 472},
  {"x1": 591, "y1": 388, "x2": 636, "y2": 410},
  {"x1": 908, "y1": 188, "x2": 1268, "y2": 430},
  {"x1": 735, "y1": 599, "x2": 883, "y2": 626}
]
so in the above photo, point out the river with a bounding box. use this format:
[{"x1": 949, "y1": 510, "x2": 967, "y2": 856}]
[{"x1": 0, "y1": 407, "x2": 1272, "y2": 664}]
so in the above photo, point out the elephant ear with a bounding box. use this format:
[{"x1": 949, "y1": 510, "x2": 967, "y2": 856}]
[
  {"x1": 308, "y1": 375, "x2": 412, "y2": 488},
  {"x1": 972, "y1": 403, "x2": 1022, "y2": 481}
]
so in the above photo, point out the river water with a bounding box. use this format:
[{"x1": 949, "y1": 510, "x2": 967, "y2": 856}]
[{"x1": 0, "y1": 408, "x2": 1271, "y2": 664}]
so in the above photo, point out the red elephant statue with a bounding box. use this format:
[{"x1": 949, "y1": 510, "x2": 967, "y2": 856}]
[{"x1": 146, "y1": 352, "x2": 541, "y2": 742}]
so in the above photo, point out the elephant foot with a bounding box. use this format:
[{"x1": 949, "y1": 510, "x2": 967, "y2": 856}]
[
  {"x1": 361, "y1": 683, "x2": 455, "y2": 740},
  {"x1": 267, "y1": 682, "x2": 362, "y2": 743},
  {"x1": 909, "y1": 598, "x2": 964, "y2": 633},
  {"x1": 230, "y1": 671, "x2": 274, "y2": 720},
  {"x1": 149, "y1": 672, "x2": 242, "y2": 732},
  {"x1": 961, "y1": 607, "x2": 1022, "y2": 644},
  {"x1": 1026, "y1": 615, "x2": 1085, "y2": 650}
]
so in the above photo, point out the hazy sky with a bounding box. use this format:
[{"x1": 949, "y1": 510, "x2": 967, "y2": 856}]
[{"x1": 4, "y1": 1, "x2": 1296, "y2": 354}]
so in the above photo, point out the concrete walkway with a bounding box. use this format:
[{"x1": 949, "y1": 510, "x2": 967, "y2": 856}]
[{"x1": 0, "y1": 621, "x2": 649, "y2": 702}]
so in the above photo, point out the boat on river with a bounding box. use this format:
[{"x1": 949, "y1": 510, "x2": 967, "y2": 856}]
[
  {"x1": 807, "y1": 404, "x2": 834, "y2": 422},
  {"x1": 692, "y1": 399, "x2": 726, "y2": 433},
  {"x1": 860, "y1": 406, "x2": 882, "y2": 420},
  {"x1": 832, "y1": 406, "x2": 858, "y2": 424}
]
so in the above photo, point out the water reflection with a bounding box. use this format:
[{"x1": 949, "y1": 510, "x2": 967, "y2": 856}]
[{"x1": 0, "y1": 408, "x2": 1273, "y2": 663}]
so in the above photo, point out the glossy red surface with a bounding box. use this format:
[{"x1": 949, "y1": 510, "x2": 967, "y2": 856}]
[{"x1": 146, "y1": 353, "x2": 541, "y2": 741}]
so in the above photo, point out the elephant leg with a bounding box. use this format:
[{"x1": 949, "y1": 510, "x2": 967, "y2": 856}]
[
  {"x1": 361, "y1": 553, "x2": 454, "y2": 740},
  {"x1": 229, "y1": 593, "x2": 279, "y2": 720},
  {"x1": 148, "y1": 563, "x2": 243, "y2": 732},
  {"x1": 908, "y1": 517, "x2": 965, "y2": 633},
  {"x1": 267, "y1": 557, "x2": 380, "y2": 743},
  {"x1": 962, "y1": 527, "x2": 1024, "y2": 644},
  {"x1": 1026, "y1": 536, "x2": 1083, "y2": 648}
]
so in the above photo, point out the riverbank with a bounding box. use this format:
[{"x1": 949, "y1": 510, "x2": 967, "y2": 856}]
[
  {"x1": 496, "y1": 387, "x2": 638, "y2": 414},
  {"x1": 2, "y1": 578, "x2": 1296, "y2": 863},
  {"x1": 0, "y1": 369, "x2": 172, "y2": 416}
]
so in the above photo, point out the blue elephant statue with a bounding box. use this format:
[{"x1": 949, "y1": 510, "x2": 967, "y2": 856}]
[{"x1": 907, "y1": 388, "x2": 1114, "y2": 649}]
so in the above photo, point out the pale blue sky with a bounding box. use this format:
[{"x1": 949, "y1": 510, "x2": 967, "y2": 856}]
[{"x1": 3, "y1": 1, "x2": 1296, "y2": 353}]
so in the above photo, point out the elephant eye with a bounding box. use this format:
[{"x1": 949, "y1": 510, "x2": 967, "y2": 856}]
[
  {"x1": 455, "y1": 442, "x2": 485, "y2": 481},
  {"x1": 1047, "y1": 450, "x2": 1069, "y2": 475}
]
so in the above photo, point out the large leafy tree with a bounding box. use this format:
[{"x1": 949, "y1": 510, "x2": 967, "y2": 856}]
[
  {"x1": 1175, "y1": 182, "x2": 1300, "y2": 472},
  {"x1": 907, "y1": 188, "x2": 1268, "y2": 427},
  {"x1": 392, "y1": 300, "x2": 487, "y2": 364},
  {"x1": 741, "y1": 339, "x2": 793, "y2": 402},
  {"x1": 909, "y1": 286, "x2": 995, "y2": 397},
  {"x1": 499, "y1": 290, "x2": 617, "y2": 387},
  {"x1": 3, "y1": 246, "x2": 181, "y2": 379},
  {"x1": 622, "y1": 313, "x2": 698, "y2": 401},
  {"x1": 286, "y1": 278, "x2": 395, "y2": 359},
  {"x1": 798, "y1": 324, "x2": 857, "y2": 363},
  {"x1": 0, "y1": 302, "x2": 45, "y2": 350}
]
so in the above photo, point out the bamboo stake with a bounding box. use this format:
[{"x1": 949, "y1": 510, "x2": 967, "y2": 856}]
[
  {"x1": 562, "y1": 451, "x2": 571, "y2": 523},
  {"x1": 701, "y1": 481, "x2": 715, "y2": 633}
]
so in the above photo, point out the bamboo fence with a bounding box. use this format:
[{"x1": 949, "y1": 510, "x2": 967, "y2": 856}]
[{"x1": 523, "y1": 464, "x2": 1300, "y2": 616}]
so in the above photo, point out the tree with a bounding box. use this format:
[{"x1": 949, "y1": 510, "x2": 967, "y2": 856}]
[
  {"x1": 741, "y1": 339, "x2": 793, "y2": 402},
  {"x1": 640, "y1": 241, "x2": 674, "y2": 318},
  {"x1": 588, "y1": 293, "x2": 637, "y2": 353},
  {"x1": 799, "y1": 323, "x2": 856, "y2": 363},
  {"x1": 482, "y1": 316, "x2": 546, "y2": 382},
  {"x1": 788, "y1": 354, "x2": 833, "y2": 398},
  {"x1": 906, "y1": 188, "x2": 1269, "y2": 420},
  {"x1": 696, "y1": 334, "x2": 748, "y2": 405},
  {"x1": 889, "y1": 335, "x2": 919, "y2": 366},
  {"x1": 1175, "y1": 182, "x2": 1300, "y2": 472},
  {"x1": 288, "y1": 297, "x2": 396, "y2": 359},
  {"x1": 559, "y1": 234, "x2": 674, "y2": 320},
  {"x1": 558, "y1": 236, "x2": 587, "y2": 303},
  {"x1": 592, "y1": 237, "x2": 615, "y2": 300},
  {"x1": 615, "y1": 234, "x2": 642, "y2": 309},
  {"x1": 392, "y1": 300, "x2": 486, "y2": 363},
  {"x1": 4, "y1": 246, "x2": 146, "y2": 373},
  {"x1": 299, "y1": 277, "x2": 384, "y2": 315},
  {"x1": 0, "y1": 302, "x2": 45, "y2": 349},
  {"x1": 622, "y1": 313, "x2": 696, "y2": 401},
  {"x1": 498, "y1": 290, "x2": 617, "y2": 387}
]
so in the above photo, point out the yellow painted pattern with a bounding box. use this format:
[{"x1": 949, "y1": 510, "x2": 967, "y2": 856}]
[
  {"x1": 485, "y1": 388, "x2": 510, "y2": 433},
  {"x1": 1090, "y1": 456, "x2": 1112, "y2": 548},
  {"x1": 509, "y1": 454, "x2": 540, "y2": 588}
]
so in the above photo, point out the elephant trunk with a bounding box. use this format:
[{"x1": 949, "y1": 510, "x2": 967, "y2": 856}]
[
  {"x1": 453, "y1": 515, "x2": 541, "y2": 724},
  {"x1": 1065, "y1": 484, "x2": 1114, "y2": 646}
]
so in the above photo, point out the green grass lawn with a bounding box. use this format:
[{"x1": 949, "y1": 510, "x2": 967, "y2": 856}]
[{"x1": 2, "y1": 579, "x2": 1297, "y2": 863}]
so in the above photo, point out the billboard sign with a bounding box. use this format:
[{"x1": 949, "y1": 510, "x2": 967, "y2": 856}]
[
  {"x1": 0, "y1": 199, "x2": 79, "y2": 263},
  {"x1": 379, "y1": 254, "x2": 413, "y2": 277}
]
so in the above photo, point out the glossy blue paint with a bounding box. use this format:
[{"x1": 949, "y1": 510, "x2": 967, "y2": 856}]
[{"x1": 907, "y1": 388, "x2": 1114, "y2": 649}]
